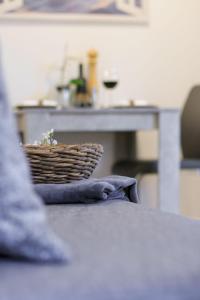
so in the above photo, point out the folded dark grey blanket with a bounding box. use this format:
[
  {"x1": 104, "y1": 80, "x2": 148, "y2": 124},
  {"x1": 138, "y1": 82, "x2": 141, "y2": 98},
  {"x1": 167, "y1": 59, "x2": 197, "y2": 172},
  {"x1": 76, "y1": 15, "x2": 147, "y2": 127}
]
[{"x1": 34, "y1": 176, "x2": 139, "y2": 204}]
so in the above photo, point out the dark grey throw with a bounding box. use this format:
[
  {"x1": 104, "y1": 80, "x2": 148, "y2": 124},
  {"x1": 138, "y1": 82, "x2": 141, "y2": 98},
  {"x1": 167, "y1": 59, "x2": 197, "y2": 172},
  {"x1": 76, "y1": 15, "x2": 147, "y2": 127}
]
[
  {"x1": 34, "y1": 176, "x2": 139, "y2": 204},
  {"x1": 0, "y1": 49, "x2": 68, "y2": 262}
]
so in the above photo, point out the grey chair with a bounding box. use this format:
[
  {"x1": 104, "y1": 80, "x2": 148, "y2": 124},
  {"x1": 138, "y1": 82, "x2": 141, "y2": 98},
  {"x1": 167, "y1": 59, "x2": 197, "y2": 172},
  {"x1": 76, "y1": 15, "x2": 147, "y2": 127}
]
[{"x1": 112, "y1": 86, "x2": 200, "y2": 177}]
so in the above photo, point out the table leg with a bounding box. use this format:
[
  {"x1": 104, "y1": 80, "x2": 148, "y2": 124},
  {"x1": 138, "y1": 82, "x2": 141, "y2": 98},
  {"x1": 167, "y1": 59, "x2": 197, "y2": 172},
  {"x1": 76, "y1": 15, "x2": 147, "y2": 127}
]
[{"x1": 158, "y1": 110, "x2": 180, "y2": 214}]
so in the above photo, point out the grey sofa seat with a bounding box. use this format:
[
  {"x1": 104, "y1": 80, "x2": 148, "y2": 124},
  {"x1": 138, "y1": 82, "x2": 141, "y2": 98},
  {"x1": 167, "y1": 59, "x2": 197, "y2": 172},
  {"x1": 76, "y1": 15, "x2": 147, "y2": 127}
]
[{"x1": 1, "y1": 200, "x2": 200, "y2": 300}]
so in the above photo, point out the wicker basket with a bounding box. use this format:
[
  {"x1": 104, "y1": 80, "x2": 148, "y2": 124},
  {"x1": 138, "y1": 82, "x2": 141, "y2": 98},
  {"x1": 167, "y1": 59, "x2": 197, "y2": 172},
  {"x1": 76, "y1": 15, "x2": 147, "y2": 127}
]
[{"x1": 24, "y1": 143, "x2": 104, "y2": 184}]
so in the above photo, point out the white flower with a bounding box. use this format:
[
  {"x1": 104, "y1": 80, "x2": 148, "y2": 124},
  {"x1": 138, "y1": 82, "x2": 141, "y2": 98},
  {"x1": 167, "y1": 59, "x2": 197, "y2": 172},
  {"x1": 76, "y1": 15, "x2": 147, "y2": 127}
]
[{"x1": 38, "y1": 129, "x2": 58, "y2": 146}]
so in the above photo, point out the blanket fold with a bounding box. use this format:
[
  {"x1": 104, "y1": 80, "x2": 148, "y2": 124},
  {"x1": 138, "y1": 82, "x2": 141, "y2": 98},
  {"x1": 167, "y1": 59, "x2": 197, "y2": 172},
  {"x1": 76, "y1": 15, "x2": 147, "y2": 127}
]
[{"x1": 34, "y1": 176, "x2": 138, "y2": 204}]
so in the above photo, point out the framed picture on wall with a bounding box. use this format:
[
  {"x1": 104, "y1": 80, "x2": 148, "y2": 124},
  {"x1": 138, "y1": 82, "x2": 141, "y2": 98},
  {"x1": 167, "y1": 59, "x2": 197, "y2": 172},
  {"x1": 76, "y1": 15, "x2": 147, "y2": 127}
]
[{"x1": 0, "y1": 0, "x2": 148, "y2": 24}]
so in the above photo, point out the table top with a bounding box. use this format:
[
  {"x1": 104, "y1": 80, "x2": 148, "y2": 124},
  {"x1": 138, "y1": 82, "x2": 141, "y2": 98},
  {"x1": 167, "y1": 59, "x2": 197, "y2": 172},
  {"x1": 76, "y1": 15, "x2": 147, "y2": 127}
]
[
  {"x1": 15, "y1": 106, "x2": 179, "y2": 116},
  {"x1": 15, "y1": 106, "x2": 180, "y2": 133}
]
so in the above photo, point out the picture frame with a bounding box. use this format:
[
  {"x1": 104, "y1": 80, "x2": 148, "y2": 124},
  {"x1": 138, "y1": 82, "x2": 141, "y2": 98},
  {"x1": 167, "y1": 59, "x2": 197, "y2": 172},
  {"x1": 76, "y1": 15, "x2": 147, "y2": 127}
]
[{"x1": 0, "y1": 0, "x2": 148, "y2": 24}]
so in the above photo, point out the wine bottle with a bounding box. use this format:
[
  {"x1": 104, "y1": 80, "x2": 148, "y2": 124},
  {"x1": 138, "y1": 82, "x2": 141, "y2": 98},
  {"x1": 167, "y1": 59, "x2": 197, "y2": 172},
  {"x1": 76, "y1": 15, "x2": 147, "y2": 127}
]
[{"x1": 74, "y1": 63, "x2": 91, "y2": 107}]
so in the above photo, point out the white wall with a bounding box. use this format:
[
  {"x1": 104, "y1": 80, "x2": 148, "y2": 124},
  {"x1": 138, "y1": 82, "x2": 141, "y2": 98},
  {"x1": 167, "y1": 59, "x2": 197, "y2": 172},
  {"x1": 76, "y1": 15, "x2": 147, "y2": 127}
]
[
  {"x1": 1, "y1": 0, "x2": 200, "y2": 218},
  {"x1": 1, "y1": 0, "x2": 200, "y2": 108}
]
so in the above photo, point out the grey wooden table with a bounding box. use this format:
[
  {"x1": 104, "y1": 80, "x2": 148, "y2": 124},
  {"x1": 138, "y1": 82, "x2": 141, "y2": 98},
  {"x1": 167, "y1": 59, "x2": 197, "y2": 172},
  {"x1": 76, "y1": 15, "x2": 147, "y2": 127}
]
[{"x1": 16, "y1": 107, "x2": 180, "y2": 214}]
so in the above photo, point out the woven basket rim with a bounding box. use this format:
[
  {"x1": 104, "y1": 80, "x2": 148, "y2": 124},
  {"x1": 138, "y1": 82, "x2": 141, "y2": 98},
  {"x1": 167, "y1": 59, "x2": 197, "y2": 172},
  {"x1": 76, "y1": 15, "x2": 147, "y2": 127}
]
[
  {"x1": 24, "y1": 143, "x2": 103, "y2": 152},
  {"x1": 24, "y1": 143, "x2": 103, "y2": 148}
]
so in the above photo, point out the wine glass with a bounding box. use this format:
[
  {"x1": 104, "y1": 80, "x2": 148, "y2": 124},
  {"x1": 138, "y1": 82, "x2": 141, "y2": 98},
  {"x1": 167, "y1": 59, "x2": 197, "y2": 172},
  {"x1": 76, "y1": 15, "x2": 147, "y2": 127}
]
[{"x1": 102, "y1": 68, "x2": 119, "y2": 108}]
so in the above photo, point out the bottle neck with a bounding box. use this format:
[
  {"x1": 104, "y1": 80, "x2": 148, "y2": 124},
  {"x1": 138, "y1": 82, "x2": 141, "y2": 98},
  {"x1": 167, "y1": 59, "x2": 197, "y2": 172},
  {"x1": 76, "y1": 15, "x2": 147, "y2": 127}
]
[{"x1": 79, "y1": 63, "x2": 83, "y2": 79}]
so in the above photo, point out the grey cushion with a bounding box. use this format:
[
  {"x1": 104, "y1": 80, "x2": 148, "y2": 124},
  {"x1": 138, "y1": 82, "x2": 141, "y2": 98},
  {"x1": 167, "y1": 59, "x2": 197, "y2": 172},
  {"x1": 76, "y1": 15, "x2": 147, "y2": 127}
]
[
  {"x1": 1, "y1": 201, "x2": 200, "y2": 300},
  {"x1": 0, "y1": 49, "x2": 68, "y2": 262}
]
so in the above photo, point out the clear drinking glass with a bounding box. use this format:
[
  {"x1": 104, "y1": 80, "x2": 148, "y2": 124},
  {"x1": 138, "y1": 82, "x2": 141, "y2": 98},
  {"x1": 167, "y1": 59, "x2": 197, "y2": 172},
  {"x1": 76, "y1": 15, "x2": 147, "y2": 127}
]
[{"x1": 102, "y1": 68, "x2": 119, "y2": 108}]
